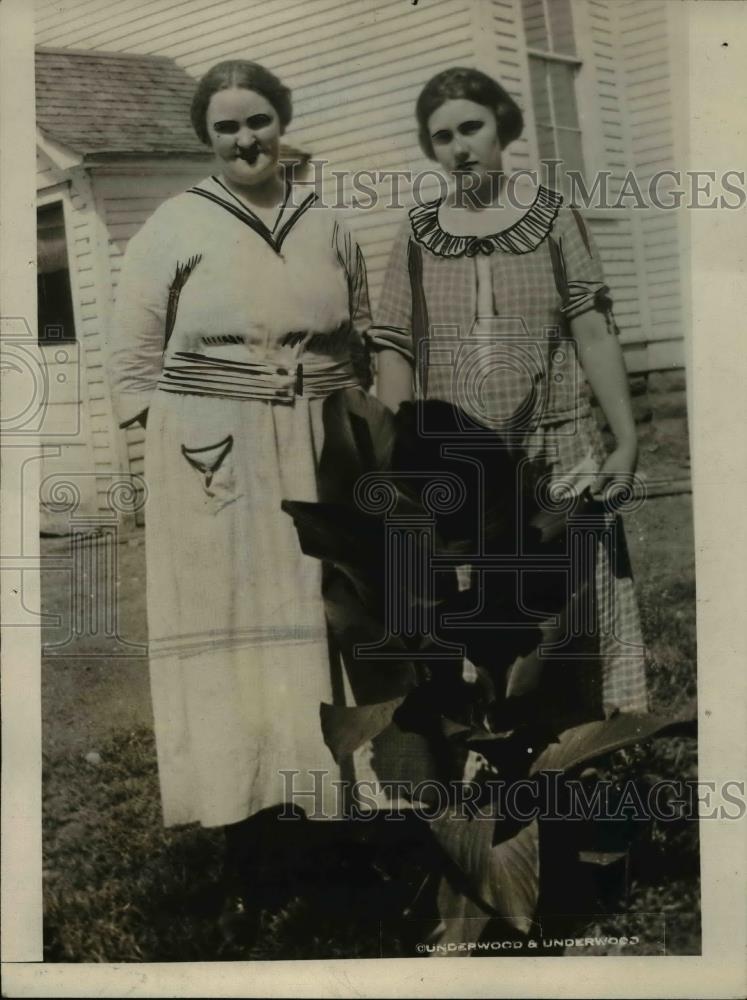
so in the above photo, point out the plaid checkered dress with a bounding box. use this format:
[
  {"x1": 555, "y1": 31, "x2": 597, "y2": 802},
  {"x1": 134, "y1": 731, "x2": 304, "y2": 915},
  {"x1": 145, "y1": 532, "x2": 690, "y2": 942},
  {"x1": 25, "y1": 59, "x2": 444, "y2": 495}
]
[{"x1": 368, "y1": 187, "x2": 648, "y2": 715}]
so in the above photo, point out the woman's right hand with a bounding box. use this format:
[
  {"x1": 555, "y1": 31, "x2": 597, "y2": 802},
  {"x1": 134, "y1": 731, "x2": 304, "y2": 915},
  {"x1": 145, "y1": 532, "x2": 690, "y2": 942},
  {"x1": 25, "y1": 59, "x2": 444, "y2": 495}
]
[{"x1": 590, "y1": 440, "x2": 638, "y2": 498}]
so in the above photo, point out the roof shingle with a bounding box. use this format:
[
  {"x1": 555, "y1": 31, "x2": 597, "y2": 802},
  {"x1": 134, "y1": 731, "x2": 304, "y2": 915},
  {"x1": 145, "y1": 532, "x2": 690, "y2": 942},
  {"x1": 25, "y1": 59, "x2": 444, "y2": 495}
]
[
  {"x1": 36, "y1": 47, "x2": 208, "y2": 159},
  {"x1": 35, "y1": 47, "x2": 310, "y2": 165}
]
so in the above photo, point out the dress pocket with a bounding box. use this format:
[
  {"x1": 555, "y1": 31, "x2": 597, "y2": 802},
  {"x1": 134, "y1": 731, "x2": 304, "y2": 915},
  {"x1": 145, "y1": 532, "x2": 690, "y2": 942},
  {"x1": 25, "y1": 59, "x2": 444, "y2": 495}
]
[{"x1": 181, "y1": 434, "x2": 242, "y2": 513}]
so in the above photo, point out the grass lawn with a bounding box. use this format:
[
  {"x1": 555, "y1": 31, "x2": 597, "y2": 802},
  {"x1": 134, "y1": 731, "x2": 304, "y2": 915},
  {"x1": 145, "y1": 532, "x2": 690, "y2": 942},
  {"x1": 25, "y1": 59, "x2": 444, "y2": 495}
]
[{"x1": 41, "y1": 417, "x2": 699, "y2": 961}]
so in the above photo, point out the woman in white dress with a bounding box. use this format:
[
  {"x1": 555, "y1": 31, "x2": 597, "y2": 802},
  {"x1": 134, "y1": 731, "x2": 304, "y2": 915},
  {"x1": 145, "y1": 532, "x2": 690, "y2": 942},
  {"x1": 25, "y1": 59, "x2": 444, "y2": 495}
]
[{"x1": 107, "y1": 60, "x2": 371, "y2": 929}]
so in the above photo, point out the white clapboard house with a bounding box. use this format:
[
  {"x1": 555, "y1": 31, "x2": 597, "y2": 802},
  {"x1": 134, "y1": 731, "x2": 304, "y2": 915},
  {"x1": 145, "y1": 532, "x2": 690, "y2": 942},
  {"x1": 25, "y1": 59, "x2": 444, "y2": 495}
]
[{"x1": 35, "y1": 0, "x2": 687, "y2": 527}]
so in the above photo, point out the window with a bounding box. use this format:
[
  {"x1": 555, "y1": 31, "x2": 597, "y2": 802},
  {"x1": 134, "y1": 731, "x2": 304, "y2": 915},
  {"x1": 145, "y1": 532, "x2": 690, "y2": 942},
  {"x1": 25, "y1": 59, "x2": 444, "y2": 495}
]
[
  {"x1": 37, "y1": 202, "x2": 76, "y2": 343},
  {"x1": 521, "y1": 0, "x2": 585, "y2": 178}
]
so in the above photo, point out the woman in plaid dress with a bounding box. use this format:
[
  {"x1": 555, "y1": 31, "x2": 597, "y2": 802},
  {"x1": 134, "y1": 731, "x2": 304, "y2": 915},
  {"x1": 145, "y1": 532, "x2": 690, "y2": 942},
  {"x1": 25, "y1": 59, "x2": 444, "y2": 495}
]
[{"x1": 369, "y1": 67, "x2": 648, "y2": 716}]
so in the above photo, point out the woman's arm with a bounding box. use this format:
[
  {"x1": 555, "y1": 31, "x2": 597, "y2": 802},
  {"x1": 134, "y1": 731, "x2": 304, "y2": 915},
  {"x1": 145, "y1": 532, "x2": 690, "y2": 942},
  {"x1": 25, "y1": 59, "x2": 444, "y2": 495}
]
[
  {"x1": 333, "y1": 215, "x2": 374, "y2": 389},
  {"x1": 107, "y1": 208, "x2": 172, "y2": 430},
  {"x1": 367, "y1": 219, "x2": 415, "y2": 412},
  {"x1": 376, "y1": 347, "x2": 413, "y2": 412},
  {"x1": 552, "y1": 206, "x2": 638, "y2": 492},
  {"x1": 572, "y1": 309, "x2": 638, "y2": 491}
]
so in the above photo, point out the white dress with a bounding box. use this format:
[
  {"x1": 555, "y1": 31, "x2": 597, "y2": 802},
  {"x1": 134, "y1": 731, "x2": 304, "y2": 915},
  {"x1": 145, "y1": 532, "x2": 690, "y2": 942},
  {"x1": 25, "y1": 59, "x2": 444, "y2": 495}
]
[{"x1": 108, "y1": 177, "x2": 371, "y2": 828}]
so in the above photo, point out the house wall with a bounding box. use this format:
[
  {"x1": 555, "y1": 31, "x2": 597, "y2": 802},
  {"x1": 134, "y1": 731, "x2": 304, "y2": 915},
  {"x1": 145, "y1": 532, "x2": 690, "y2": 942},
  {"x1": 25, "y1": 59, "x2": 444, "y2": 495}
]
[
  {"x1": 36, "y1": 0, "x2": 685, "y2": 379},
  {"x1": 572, "y1": 0, "x2": 650, "y2": 373},
  {"x1": 36, "y1": 148, "x2": 190, "y2": 524},
  {"x1": 36, "y1": 0, "x2": 689, "y2": 527},
  {"x1": 616, "y1": 0, "x2": 685, "y2": 371},
  {"x1": 36, "y1": 149, "x2": 100, "y2": 525}
]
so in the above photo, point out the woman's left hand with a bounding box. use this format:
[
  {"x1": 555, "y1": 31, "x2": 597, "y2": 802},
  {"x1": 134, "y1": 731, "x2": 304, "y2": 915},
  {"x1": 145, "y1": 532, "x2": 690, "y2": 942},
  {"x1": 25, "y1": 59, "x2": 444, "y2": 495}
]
[{"x1": 590, "y1": 442, "x2": 639, "y2": 498}]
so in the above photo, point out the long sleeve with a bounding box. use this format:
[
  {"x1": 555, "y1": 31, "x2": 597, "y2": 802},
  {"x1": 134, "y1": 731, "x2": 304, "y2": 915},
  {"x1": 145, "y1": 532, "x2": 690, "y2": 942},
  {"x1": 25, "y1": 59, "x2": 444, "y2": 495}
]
[
  {"x1": 367, "y1": 217, "x2": 414, "y2": 363},
  {"x1": 333, "y1": 214, "x2": 372, "y2": 340},
  {"x1": 107, "y1": 208, "x2": 173, "y2": 428},
  {"x1": 332, "y1": 214, "x2": 373, "y2": 388}
]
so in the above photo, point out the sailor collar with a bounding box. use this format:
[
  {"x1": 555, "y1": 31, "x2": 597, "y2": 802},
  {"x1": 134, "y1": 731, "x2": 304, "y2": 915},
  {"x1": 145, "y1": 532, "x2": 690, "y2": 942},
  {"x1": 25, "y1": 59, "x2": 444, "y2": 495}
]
[{"x1": 187, "y1": 176, "x2": 317, "y2": 255}]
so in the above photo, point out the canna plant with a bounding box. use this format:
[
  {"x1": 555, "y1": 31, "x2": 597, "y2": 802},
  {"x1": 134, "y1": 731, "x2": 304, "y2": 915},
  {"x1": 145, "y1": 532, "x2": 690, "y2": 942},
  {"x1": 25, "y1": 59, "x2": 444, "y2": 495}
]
[{"x1": 282, "y1": 387, "x2": 696, "y2": 949}]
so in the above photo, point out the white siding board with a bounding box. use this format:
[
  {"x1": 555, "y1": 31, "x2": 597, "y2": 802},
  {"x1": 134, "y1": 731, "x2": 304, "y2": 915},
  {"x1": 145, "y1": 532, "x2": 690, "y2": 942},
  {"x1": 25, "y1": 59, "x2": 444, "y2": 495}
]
[
  {"x1": 162, "y1": 0, "x2": 449, "y2": 68},
  {"x1": 157, "y1": 0, "x2": 364, "y2": 58},
  {"x1": 635, "y1": 114, "x2": 674, "y2": 133},
  {"x1": 272, "y1": 24, "x2": 473, "y2": 91},
  {"x1": 74, "y1": 2, "x2": 253, "y2": 54},
  {"x1": 287, "y1": 43, "x2": 473, "y2": 106},
  {"x1": 625, "y1": 50, "x2": 675, "y2": 72},
  {"x1": 615, "y1": 0, "x2": 682, "y2": 371},
  {"x1": 37, "y1": 0, "x2": 238, "y2": 49},
  {"x1": 568, "y1": 0, "x2": 648, "y2": 358},
  {"x1": 619, "y1": 24, "x2": 667, "y2": 42}
]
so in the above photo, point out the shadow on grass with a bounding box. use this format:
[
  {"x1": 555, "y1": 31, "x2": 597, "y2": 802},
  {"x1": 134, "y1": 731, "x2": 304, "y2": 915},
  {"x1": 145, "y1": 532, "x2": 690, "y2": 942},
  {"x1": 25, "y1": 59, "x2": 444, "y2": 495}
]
[
  {"x1": 42, "y1": 727, "x2": 437, "y2": 961},
  {"x1": 43, "y1": 720, "x2": 701, "y2": 961}
]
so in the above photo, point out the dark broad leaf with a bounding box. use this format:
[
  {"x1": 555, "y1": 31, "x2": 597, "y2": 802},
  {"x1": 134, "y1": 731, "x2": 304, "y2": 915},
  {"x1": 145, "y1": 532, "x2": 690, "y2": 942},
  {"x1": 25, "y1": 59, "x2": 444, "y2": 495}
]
[
  {"x1": 281, "y1": 500, "x2": 386, "y2": 613},
  {"x1": 322, "y1": 572, "x2": 417, "y2": 705},
  {"x1": 433, "y1": 874, "x2": 494, "y2": 950},
  {"x1": 503, "y1": 644, "x2": 544, "y2": 704},
  {"x1": 284, "y1": 498, "x2": 452, "y2": 627},
  {"x1": 442, "y1": 587, "x2": 543, "y2": 680},
  {"x1": 463, "y1": 723, "x2": 560, "y2": 778},
  {"x1": 323, "y1": 570, "x2": 403, "y2": 658},
  {"x1": 428, "y1": 814, "x2": 539, "y2": 935},
  {"x1": 529, "y1": 705, "x2": 698, "y2": 776},
  {"x1": 393, "y1": 661, "x2": 476, "y2": 737},
  {"x1": 318, "y1": 388, "x2": 397, "y2": 503},
  {"x1": 440, "y1": 717, "x2": 473, "y2": 741},
  {"x1": 320, "y1": 699, "x2": 406, "y2": 762},
  {"x1": 391, "y1": 400, "x2": 584, "y2": 558},
  {"x1": 281, "y1": 500, "x2": 382, "y2": 568},
  {"x1": 442, "y1": 561, "x2": 581, "y2": 683},
  {"x1": 471, "y1": 662, "x2": 498, "y2": 711},
  {"x1": 390, "y1": 401, "x2": 519, "y2": 554}
]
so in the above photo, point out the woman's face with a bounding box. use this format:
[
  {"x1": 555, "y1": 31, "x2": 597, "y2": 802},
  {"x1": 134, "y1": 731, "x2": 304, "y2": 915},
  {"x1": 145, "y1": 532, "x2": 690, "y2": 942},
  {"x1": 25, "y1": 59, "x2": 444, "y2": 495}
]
[
  {"x1": 206, "y1": 87, "x2": 282, "y2": 188},
  {"x1": 427, "y1": 98, "x2": 503, "y2": 187}
]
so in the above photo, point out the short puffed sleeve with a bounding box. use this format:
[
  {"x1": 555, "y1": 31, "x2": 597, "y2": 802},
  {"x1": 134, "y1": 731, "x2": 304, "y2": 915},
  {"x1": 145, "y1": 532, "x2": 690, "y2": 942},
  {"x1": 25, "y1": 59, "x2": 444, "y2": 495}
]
[{"x1": 548, "y1": 205, "x2": 619, "y2": 334}]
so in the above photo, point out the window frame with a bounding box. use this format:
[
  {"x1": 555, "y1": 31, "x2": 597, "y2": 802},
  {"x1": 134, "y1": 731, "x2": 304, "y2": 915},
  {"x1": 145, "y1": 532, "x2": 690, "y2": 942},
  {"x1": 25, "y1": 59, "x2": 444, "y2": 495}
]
[
  {"x1": 520, "y1": 0, "x2": 594, "y2": 189},
  {"x1": 36, "y1": 191, "x2": 78, "y2": 345}
]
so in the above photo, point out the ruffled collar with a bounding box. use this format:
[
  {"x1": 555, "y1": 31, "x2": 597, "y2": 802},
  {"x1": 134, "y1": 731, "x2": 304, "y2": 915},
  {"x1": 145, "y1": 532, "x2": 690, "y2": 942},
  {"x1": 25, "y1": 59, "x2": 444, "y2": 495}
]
[{"x1": 409, "y1": 184, "x2": 563, "y2": 258}]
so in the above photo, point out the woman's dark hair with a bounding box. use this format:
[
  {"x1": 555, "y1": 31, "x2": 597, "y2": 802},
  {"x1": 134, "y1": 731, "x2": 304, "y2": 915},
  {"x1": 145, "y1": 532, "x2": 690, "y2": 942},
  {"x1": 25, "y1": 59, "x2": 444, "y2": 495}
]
[
  {"x1": 190, "y1": 60, "x2": 292, "y2": 144},
  {"x1": 416, "y1": 66, "x2": 523, "y2": 159}
]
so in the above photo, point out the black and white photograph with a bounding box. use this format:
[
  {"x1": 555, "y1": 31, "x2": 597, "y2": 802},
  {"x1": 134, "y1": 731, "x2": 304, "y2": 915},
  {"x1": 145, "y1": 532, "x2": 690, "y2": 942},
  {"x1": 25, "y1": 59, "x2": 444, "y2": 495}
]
[{"x1": 1, "y1": 0, "x2": 746, "y2": 995}]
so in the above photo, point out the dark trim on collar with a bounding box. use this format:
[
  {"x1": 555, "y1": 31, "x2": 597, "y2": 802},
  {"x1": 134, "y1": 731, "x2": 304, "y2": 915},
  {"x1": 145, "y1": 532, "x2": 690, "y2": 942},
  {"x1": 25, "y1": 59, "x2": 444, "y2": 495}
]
[
  {"x1": 186, "y1": 178, "x2": 317, "y2": 254},
  {"x1": 408, "y1": 184, "x2": 563, "y2": 258},
  {"x1": 211, "y1": 174, "x2": 293, "y2": 233}
]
